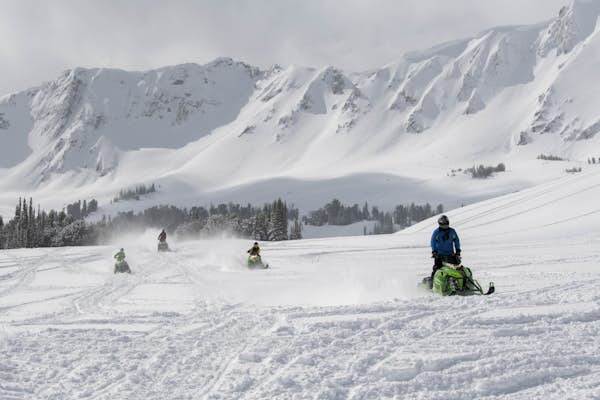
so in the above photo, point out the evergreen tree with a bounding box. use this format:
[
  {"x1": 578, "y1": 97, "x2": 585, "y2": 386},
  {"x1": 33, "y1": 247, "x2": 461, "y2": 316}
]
[
  {"x1": 254, "y1": 212, "x2": 269, "y2": 240},
  {"x1": 268, "y1": 199, "x2": 288, "y2": 241},
  {"x1": 88, "y1": 199, "x2": 98, "y2": 213},
  {"x1": 371, "y1": 206, "x2": 380, "y2": 221},
  {"x1": 36, "y1": 206, "x2": 43, "y2": 247},
  {"x1": 58, "y1": 210, "x2": 67, "y2": 227},
  {"x1": 382, "y1": 212, "x2": 394, "y2": 234},
  {"x1": 21, "y1": 199, "x2": 29, "y2": 247},
  {"x1": 362, "y1": 202, "x2": 370, "y2": 220},
  {"x1": 48, "y1": 210, "x2": 57, "y2": 228},
  {"x1": 0, "y1": 215, "x2": 4, "y2": 249},
  {"x1": 66, "y1": 200, "x2": 82, "y2": 219},
  {"x1": 289, "y1": 219, "x2": 302, "y2": 240},
  {"x1": 15, "y1": 197, "x2": 22, "y2": 247},
  {"x1": 27, "y1": 198, "x2": 35, "y2": 248}
]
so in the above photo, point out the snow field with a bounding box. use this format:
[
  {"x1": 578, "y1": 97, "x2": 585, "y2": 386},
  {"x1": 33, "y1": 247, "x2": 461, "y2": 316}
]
[
  {"x1": 1, "y1": 170, "x2": 600, "y2": 399},
  {"x1": 1, "y1": 238, "x2": 599, "y2": 398}
]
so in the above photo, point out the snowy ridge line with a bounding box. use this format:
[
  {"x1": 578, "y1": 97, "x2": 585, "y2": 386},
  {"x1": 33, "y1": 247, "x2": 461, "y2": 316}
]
[
  {"x1": 459, "y1": 181, "x2": 600, "y2": 230},
  {"x1": 2, "y1": 1, "x2": 600, "y2": 219},
  {"x1": 409, "y1": 172, "x2": 579, "y2": 232},
  {"x1": 450, "y1": 174, "x2": 581, "y2": 226},
  {"x1": 404, "y1": 169, "x2": 599, "y2": 235},
  {"x1": 472, "y1": 207, "x2": 600, "y2": 238}
]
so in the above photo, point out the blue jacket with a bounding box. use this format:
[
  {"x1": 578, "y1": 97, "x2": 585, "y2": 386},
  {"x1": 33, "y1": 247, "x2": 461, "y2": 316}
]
[{"x1": 431, "y1": 227, "x2": 460, "y2": 256}]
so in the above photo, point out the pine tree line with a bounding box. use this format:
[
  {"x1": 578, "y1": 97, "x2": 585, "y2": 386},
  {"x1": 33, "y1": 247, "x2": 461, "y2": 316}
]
[
  {"x1": 465, "y1": 163, "x2": 506, "y2": 179},
  {"x1": 113, "y1": 183, "x2": 156, "y2": 202},
  {"x1": 0, "y1": 197, "x2": 300, "y2": 249},
  {"x1": 302, "y1": 199, "x2": 443, "y2": 231},
  {"x1": 538, "y1": 154, "x2": 565, "y2": 161},
  {"x1": 0, "y1": 195, "x2": 449, "y2": 249},
  {"x1": 66, "y1": 199, "x2": 98, "y2": 219},
  {"x1": 174, "y1": 199, "x2": 296, "y2": 241},
  {"x1": 0, "y1": 198, "x2": 97, "y2": 249}
]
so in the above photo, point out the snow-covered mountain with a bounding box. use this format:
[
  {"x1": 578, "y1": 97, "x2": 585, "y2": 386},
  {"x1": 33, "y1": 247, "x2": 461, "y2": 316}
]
[
  {"x1": 1, "y1": 0, "x2": 600, "y2": 215},
  {"x1": 0, "y1": 59, "x2": 263, "y2": 175}
]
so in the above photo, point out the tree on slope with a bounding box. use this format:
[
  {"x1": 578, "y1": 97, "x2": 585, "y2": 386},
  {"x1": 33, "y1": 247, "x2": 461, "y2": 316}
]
[
  {"x1": 268, "y1": 199, "x2": 288, "y2": 241},
  {"x1": 289, "y1": 219, "x2": 302, "y2": 240}
]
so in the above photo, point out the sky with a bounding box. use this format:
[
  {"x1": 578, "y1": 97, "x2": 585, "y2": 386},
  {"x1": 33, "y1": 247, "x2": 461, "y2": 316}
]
[{"x1": 0, "y1": 0, "x2": 567, "y2": 96}]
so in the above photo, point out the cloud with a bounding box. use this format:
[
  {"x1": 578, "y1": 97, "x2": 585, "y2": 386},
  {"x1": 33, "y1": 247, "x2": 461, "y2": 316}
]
[{"x1": 0, "y1": 0, "x2": 567, "y2": 96}]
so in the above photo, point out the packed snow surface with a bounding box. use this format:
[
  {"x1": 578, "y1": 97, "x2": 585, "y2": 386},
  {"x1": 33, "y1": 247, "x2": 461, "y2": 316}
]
[{"x1": 1, "y1": 170, "x2": 600, "y2": 399}]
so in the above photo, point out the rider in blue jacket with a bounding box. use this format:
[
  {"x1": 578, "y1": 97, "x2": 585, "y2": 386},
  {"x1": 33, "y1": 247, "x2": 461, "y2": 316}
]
[{"x1": 429, "y1": 215, "x2": 461, "y2": 286}]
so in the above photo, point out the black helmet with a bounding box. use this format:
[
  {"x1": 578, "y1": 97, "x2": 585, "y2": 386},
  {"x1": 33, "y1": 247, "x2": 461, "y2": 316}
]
[
  {"x1": 438, "y1": 215, "x2": 449, "y2": 228},
  {"x1": 254, "y1": 242, "x2": 258, "y2": 246}
]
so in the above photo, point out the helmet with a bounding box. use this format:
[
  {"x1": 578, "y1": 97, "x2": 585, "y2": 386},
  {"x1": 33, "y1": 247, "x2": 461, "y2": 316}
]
[
  {"x1": 438, "y1": 215, "x2": 449, "y2": 228},
  {"x1": 120, "y1": 248, "x2": 124, "y2": 251},
  {"x1": 254, "y1": 242, "x2": 258, "y2": 246}
]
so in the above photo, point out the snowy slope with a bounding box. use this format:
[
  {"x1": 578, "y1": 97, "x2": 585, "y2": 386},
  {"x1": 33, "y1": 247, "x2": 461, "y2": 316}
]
[
  {"x1": 1, "y1": 169, "x2": 600, "y2": 399},
  {"x1": 2, "y1": 1, "x2": 600, "y2": 218}
]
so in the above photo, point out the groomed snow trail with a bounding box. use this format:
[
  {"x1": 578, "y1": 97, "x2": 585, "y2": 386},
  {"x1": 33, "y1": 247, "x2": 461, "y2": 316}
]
[{"x1": 1, "y1": 172, "x2": 600, "y2": 399}]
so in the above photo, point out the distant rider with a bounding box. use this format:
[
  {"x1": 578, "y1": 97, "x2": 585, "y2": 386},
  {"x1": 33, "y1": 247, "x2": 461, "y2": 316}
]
[
  {"x1": 429, "y1": 215, "x2": 461, "y2": 286},
  {"x1": 247, "y1": 242, "x2": 261, "y2": 257},
  {"x1": 158, "y1": 229, "x2": 167, "y2": 243},
  {"x1": 114, "y1": 248, "x2": 126, "y2": 263}
]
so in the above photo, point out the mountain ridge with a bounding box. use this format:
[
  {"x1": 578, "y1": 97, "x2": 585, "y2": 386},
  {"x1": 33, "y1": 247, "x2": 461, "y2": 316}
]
[{"x1": 1, "y1": 1, "x2": 599, "y2": 216}]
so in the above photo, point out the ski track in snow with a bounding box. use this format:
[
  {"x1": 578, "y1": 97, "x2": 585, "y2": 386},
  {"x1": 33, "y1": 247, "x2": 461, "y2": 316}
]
[{"x1": 0, "y1": 236, "x2": 599, "y2": 399}]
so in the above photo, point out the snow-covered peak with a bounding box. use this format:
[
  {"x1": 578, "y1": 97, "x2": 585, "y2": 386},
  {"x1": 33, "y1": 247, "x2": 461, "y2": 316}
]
[
  {"x1": 2, "y1": 4, "x2": 600, "y2": 214},
  {"x1": 537, "y1": 0, "x2": 600, "y2": 56},
  {"x1": 0, "y1": 59, "x2": 267, "y2": 179}
]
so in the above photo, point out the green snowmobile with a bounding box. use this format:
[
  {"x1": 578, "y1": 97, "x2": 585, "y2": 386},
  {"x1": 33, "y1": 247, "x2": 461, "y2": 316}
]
[
  {"x1": 157, "y1": 241, "x2": 170, "y2": 252},
  {"x1": 246, "y1": 242, "x2": 268, "y2": 269},
  {"x1": 421, "y1": 261, "x2": 494, "y2": 296},
  {"x1": 114, "y1": 249, "x2": 132, "y2": 274},
  {"x1": 114, "y1": 260, "x2": 131, "y2": 274},
  {"x1": 247, "y1": 254, "x2": 268, "y2": 269}
]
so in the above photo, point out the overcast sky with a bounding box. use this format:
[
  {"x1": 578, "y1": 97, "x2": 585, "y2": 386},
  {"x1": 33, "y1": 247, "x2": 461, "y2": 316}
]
[{"x1": 0, "y1": 0, "x2": 567, "y2": 96}]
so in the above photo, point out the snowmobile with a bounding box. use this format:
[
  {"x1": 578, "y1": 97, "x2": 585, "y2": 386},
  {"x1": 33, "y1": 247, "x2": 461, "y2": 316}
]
[
  {"x1": 247, "y1": 254, "x2": 268, "y2": 269},
  {"x1": 158, "y1": 241, "x2": 170, "y2": 252},
  {"x1": 114, "y1": 259, "x2": 131, "y2": 274},
  {"x1": 420, "y1": 261, "x2": 494, "y2": 296}
]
